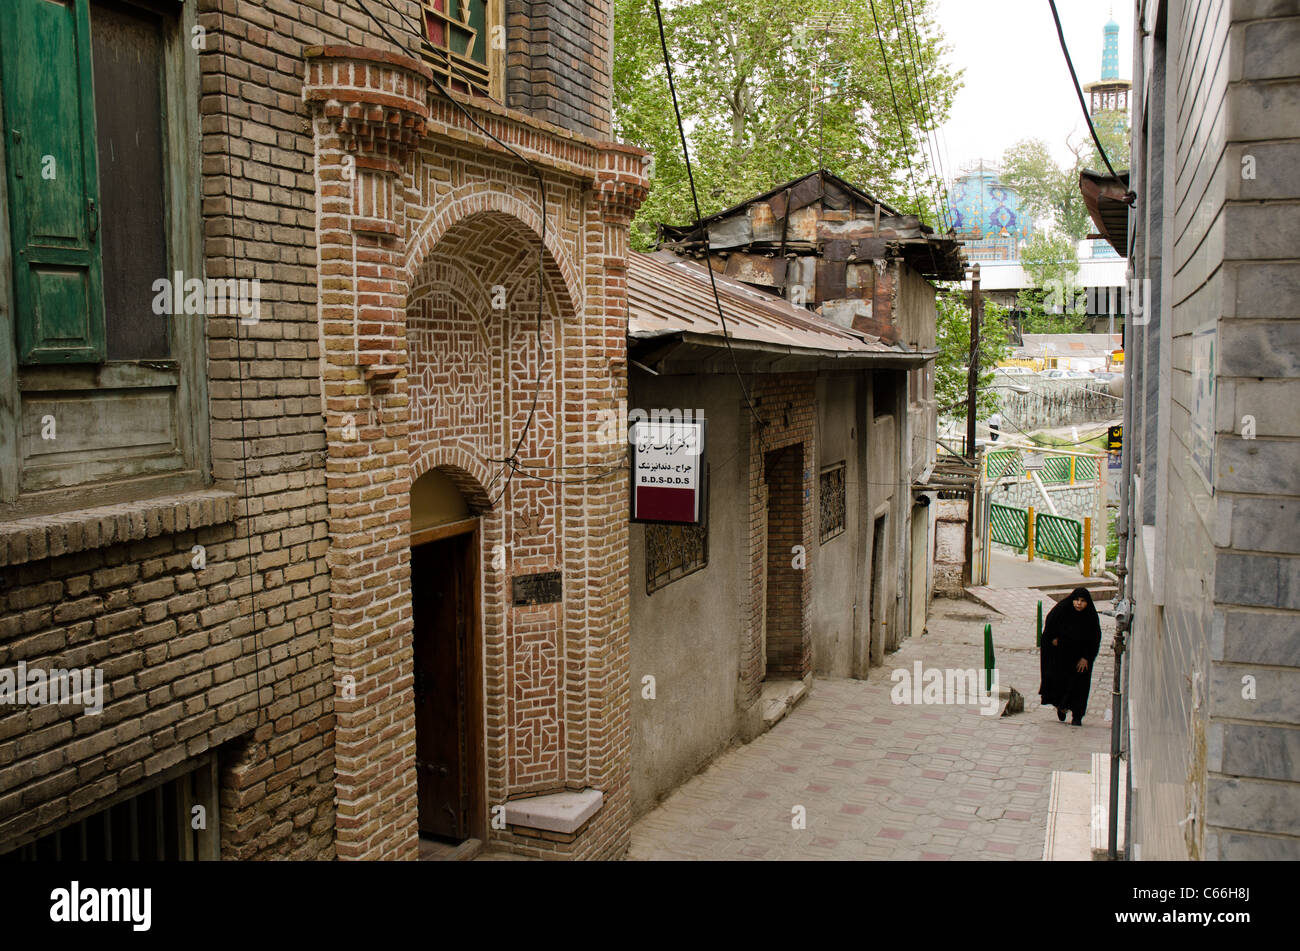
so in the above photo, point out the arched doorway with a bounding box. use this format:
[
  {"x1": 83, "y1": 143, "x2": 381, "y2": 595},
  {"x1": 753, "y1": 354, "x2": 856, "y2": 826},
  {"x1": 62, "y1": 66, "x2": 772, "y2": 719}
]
[{"x1": 410, "y1": 468, "x2": 484, "y2": 848}]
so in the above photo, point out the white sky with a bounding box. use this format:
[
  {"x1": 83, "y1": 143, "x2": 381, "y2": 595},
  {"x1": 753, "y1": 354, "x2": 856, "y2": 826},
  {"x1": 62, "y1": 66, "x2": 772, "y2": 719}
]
[{"x1": 932, "y1": 0, "x2": 1134, "y2": 181}]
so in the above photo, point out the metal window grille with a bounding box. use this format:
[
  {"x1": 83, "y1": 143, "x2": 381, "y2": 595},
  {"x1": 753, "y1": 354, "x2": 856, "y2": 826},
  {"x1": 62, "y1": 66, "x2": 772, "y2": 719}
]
[
  {"x1": 646, "y1": 521, "x2": 708, "y2": 595},
  {"x1": 819, "y1": 462, "x2": 846, "y2": 543}
]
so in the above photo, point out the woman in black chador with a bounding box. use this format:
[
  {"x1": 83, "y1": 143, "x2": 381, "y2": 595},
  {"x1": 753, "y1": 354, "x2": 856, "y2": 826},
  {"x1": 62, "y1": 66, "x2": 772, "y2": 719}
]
[{"x1": 1038, "y1": 587, "x2": 1102, "y2": 725}]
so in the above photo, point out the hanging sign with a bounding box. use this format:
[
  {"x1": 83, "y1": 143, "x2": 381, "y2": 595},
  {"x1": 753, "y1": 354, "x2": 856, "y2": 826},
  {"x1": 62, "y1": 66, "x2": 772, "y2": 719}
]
[
  {"x1": 629, "y1": 418, "x2": 706, "y2": 524},
  {"x1": 1107, "y1": 425, "x2": 1123, "y2": 452},
  {"x1": 1022, "y1": 451, "x2": 1046, "y2": 472}
]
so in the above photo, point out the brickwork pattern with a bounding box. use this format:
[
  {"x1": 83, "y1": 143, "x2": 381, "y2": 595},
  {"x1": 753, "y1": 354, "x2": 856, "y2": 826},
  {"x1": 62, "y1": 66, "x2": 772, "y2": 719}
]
[
  {"x1": 764, "y1": 444, "x2": 806, "y2": 677},
  {"x1": 306, "y1": 41, "x2": 645, "y2": 859},
  {"x1": 2, "y1": 0, "x2": 633, "y2": 861}
]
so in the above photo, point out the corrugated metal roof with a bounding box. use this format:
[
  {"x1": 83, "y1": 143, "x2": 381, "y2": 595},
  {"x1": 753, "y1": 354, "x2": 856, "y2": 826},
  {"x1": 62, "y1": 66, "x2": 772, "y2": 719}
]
[{"x1": 628, "y1": 250, "x2": 913, "y2": 357}]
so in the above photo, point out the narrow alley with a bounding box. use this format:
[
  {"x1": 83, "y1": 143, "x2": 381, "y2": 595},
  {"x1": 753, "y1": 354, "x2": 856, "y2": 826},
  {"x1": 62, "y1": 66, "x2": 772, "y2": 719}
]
[{"x1": 629, "y1": 586, "x2": 1116, "y2": 861}]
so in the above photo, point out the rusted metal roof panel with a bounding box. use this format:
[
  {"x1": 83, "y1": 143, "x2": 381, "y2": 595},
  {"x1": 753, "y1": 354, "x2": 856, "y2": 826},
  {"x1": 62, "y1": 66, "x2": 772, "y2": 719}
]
[{"x1": 628, "y1": 251, "x2": 914, "y2": 356}]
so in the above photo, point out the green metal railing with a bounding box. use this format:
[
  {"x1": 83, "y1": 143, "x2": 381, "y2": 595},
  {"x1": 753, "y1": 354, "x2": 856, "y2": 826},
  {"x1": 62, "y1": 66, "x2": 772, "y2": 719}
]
[
  {"x1": 1041, "y1": 456, "x2": 1072, "y2": 484},
  {"x1": 984, "y1": 447, "x2": 1102, "y2": 485},
  {"x1": 986, "y1": 450, "x2": 1022, "y2": 480},
  {"x1": 989, "y1": 503, "x2": 1029, "y2": 550},
  {"x1": 1035, "y1": 512, "x2": 1083, "y2": 565}
]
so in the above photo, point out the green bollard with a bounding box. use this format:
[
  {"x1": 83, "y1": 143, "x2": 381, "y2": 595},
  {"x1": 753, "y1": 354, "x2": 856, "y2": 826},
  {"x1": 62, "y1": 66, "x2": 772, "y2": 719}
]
[
  {"x1": 984, "y1": 623, "x2": 994, "y2": 692},
  {"x1": 1037, "y1": 600, "x2": 1043, "y2": 648}
]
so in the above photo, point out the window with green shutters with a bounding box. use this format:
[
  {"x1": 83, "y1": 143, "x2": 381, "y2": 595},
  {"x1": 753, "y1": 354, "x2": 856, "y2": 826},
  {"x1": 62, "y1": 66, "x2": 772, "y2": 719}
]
[
  {"x1": 0, "y1": 0, "x2": 106, "y2": 364},
  {"x1": 0, "y1": 0, "x2": 207, "y2": 515}
]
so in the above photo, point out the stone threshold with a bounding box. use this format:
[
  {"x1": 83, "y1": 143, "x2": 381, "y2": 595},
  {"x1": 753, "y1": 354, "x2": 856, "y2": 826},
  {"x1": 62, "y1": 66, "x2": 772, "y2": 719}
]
[
  {"x1": 0, "y1": 489, "x2": 238, "y2": 567},
  {"x1": 503, "y1": 788, "x2": 603, "y2": 835},
  {"x1": 761, "y1": 674, "x2": 813, "y2": 731}
]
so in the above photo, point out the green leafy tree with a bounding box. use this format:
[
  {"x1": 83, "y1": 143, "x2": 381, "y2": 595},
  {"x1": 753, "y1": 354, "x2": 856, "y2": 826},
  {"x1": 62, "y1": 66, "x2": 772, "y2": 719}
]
[
  {"x1": 935, "y1": 291, "x2": 1013, "y2": 425},
  {"x1": 999, "y1": 138, "x2": 1091, "y2": 241},
  {"x1": 1016, "y1": 232, "x2": 1089, "y2": 333},
  {"x1": 613, "y1": 0, "x2": 962, "y2": 249},
  {"x1": 1088, "y1": 109, "x2": 1131, "y2": 171},
  {"x1": 1001, "y1": 109, "x2": 1131, "y2": 244}
]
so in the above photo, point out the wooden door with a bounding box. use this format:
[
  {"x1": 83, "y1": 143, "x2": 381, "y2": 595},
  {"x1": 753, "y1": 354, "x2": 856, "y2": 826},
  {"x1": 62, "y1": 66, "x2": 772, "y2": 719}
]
[{"x1": 412, "y1": 534, "x2": 473, "y2": 841}]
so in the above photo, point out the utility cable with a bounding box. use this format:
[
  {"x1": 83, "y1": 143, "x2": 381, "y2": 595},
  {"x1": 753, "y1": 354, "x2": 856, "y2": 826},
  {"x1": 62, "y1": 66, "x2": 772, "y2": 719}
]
[
  {"x1": 354, "y1": 0, "x2": 551, "y2": 507},
  {"x1": 652, "y1": 0, "x2": 763, "y2": 435},
  {"x1": 887, "y1": 0, "x2": 949, "y2": 230},
  {"x1": 1047, "y1": 0, "x2": 1136, "y2": 202}
]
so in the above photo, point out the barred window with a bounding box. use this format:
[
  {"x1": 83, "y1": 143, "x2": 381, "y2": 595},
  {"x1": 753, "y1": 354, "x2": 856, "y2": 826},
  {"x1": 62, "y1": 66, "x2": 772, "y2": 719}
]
[
  {"x1": 646, "y1": 522, "x2": 708, "y2": 594},
  {"x1": 819, "y1": 462, "x2": 846, "y2": 543},
  {"x1": 645, "y1": 469, "x2": 708, "y2": 595}
]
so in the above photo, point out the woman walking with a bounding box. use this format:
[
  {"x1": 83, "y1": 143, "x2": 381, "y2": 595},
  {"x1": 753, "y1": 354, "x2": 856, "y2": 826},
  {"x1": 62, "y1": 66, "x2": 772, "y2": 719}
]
[{"x1": 1038, "y1": 587, "x2": 1103, "y2": 725}]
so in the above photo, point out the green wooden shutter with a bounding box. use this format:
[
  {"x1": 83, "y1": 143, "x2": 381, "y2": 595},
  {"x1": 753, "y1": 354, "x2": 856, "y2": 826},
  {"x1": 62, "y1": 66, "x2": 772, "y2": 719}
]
[{"x1": 1, "y1": 0, "x2": 105, "y2": 364}]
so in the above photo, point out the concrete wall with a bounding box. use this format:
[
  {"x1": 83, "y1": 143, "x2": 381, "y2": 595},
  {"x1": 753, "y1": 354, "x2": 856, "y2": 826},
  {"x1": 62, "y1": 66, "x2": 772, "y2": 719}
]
[
  {"x1": 996, "y1": 379, "x2": 1123, "y2": 431},
  {"x1": 932, "y1": 498, "x2": 968, "y2": 597},
  {"x1": 1126, "y1": 0, "x2": 1300, "y2": 861},
  {"x1": 629, "y1": 364, "x2": 920, "y2": 813},
  {"x1": 813, "y1": 376, "x2": 867, "y2": 679},
  {"x1": 628, "y1": 375, "x2": 752, "y2": 817}
]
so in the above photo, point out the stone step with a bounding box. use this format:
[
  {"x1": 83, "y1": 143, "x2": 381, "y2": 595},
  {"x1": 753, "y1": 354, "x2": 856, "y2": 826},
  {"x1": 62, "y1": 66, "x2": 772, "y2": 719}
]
[
  {"x1": 1042, "y1": 753, "x2": 1127, "y2": 860},
  {"x1": 1042, "y1": 769, "x2": 1092, "y2": 860}
]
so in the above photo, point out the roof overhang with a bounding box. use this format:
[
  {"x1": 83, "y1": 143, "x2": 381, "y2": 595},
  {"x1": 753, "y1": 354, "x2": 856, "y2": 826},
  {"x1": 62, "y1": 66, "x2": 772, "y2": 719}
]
[
  {"x1": 629, "y1": 332, "x2": 937, "y2": 376},
  {"x1": 1080, "y1": 168, "x2": 1133, "y2": 258}
]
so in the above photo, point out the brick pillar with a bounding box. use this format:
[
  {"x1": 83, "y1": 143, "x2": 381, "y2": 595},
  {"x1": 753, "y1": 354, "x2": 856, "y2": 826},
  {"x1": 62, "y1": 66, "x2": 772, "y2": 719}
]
[
  {"x1": 304, "y1": 47, "x2": 430, "y2": 861},
  {"x1": 565, "y1": 145, "x2": 646, "y2": 858}
]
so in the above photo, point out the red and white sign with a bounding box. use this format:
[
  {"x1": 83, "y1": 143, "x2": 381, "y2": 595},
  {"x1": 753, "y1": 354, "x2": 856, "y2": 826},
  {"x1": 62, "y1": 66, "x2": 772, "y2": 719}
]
[{"x1": 629, "y1": 419, "x2": 705, "y2": 524}]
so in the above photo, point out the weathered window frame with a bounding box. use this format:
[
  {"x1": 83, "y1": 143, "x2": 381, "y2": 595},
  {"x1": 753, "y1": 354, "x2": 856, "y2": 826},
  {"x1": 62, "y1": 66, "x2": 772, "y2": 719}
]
[
  {"x1": 417, "y1": 0, "x2": 505, "y2": 101},
  {"x1": 0, "y1": 0, "x2": 209, "y2": 518}
]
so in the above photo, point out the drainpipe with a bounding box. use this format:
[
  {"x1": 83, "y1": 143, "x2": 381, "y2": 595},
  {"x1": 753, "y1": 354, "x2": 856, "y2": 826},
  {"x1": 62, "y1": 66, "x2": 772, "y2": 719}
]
[{"x1": 1108, "y1": 291, "x2": 1139, "y2": 861}]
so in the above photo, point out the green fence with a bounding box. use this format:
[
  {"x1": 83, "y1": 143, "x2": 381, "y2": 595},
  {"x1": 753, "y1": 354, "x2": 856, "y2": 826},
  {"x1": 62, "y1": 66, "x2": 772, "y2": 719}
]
[
  {"x1": 1035, "y1": 512, "x2": 1083, "y2": 565},
  {"x1": 1041, "y1": 456, "x2": 1073, "y2": 484},
  {"x1": 989, "y1": 503, "x2": 1029, "y2": 550},
  {"x1": 985, "y1": 450, "x2": 1022, "y2": 480},
  {"x1": 986, "y1": 449, "x2": 1101, "y2": 485}
]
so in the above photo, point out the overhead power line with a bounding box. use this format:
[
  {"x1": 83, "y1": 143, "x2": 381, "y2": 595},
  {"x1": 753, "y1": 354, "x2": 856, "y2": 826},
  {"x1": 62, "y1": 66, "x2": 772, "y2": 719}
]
[{"x1": 1046, "y1": 0, "x2": 1136, "y2": 202}]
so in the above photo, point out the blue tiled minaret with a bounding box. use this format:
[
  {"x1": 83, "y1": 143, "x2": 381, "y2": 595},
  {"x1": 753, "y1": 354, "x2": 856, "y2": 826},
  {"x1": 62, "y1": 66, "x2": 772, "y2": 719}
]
[
  {"x1": 1086, "y1": 15, "x2": 1131, "y2": 258},
  {"x1": 1101, "y1": 19, "x2": 1121, "y2": 80}
]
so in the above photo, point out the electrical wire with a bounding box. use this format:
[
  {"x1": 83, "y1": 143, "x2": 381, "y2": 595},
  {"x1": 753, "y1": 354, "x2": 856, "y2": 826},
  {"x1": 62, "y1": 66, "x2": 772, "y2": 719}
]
[
  {"x1": 1047, "y1": 0, "x2": 1135, "y2": 201},
  {"x1": 900, "y1": 0, "x2": 955, "y2": 230},
  {"x1": 867, "y1": 0, "x2": 928, "y2": 224},
  {"x1": 651, "y1": 0, "x2": 763, "y2": 436},
  {"x1": 886, "y1": 0, "x2": 950, "y2": 231},
  {"x1": 355, "y1": 0, "x2": 551, "y2": 508}
]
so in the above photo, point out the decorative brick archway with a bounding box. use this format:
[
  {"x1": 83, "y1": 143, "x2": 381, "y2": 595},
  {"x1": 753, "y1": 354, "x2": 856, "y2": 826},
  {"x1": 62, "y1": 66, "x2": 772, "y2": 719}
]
[{"x1": 305, "y1": 46, "x2": 646, "y2": 860}]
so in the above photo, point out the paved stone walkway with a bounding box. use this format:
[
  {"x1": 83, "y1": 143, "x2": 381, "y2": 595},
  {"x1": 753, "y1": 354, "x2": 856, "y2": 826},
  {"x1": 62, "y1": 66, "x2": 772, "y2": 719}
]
[{"x1": 628, "y1": 595, "x2": 1117, "y2": 861}]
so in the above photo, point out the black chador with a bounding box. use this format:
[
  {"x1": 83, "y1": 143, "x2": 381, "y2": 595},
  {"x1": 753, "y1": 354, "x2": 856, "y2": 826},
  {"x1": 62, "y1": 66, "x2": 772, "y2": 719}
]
[{"x1": 1038, "y1": 587, "x2": 1102, "y2": 725}]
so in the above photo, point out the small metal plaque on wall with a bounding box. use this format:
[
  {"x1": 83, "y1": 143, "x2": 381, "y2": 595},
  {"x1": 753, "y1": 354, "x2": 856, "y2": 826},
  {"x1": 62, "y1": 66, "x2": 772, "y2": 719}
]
[{"x1": 512, "y1": 571, "x2": 562, "y2": 607}]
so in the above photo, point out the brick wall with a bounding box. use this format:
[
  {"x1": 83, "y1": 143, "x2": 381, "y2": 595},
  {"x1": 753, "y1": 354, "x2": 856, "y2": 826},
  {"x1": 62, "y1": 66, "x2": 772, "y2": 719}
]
[
  {"x1": 763, "y1": 444, "x2": 806, "y2": 677},
  {"x1": 505, "y1": 0, "x2": 613, "y2": 138}
]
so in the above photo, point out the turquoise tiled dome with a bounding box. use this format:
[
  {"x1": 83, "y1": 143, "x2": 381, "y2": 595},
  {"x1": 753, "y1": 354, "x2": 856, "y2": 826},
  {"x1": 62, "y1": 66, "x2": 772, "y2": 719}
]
[{"x1": 947, "y1": 169, "x2": 1034, "y2": 257}]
